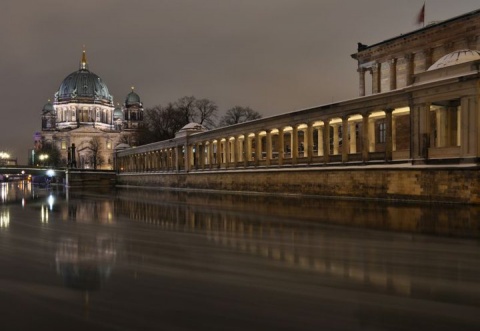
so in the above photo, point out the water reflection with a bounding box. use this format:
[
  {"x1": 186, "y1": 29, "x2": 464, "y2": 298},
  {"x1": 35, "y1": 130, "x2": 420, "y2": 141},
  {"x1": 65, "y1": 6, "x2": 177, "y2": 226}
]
[
  {"x1": 55, "y1": 235, "x2": 117, "y2": 290},
  {"x1": 115, "y1": 189, "x2": 480, "y2": 238},
  {"x1": 2, "y1": 184, "x2": 480, "y2": 329},
  {"x1": 0, "y1": 208, "x2": 9, "y2": 228},
  {"x1": 114, "y1": 189, "x2": 480, "y2": 305}
]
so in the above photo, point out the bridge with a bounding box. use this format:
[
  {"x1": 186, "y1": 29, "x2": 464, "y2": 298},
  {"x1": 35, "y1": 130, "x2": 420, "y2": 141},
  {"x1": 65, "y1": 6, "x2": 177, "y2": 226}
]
[{"x1": 0, "y1": 166, "x2": 65, "y2": 181}]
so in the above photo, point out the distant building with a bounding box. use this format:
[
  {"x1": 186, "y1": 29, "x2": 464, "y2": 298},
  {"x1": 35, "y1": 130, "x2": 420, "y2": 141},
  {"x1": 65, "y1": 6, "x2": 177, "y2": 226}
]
[{"x1": 37, "y1": 50, "x2": 143, "y2": 169}]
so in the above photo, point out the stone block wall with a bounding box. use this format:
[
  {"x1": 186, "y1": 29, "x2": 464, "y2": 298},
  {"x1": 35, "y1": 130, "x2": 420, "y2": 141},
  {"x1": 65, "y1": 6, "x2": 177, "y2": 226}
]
[
  {"x1": 117, "y1": 167, "x2": 480, "y2": 204},
  {"x1": 66, "y1": 170, "x2": 116, "y2": 188}
]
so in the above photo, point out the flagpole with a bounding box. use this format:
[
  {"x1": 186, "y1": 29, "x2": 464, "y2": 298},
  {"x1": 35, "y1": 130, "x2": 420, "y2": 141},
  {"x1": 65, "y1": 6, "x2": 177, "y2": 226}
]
[{"x1": 424, "y1": 1, "x2": 426, "y2": 28}]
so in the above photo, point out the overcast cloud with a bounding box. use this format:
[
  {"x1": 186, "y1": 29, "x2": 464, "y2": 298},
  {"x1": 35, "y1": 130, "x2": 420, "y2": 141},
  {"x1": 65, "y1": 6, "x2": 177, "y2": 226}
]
[{"x1": 1, "y1": 0, "x2": 479, "y2": 163}]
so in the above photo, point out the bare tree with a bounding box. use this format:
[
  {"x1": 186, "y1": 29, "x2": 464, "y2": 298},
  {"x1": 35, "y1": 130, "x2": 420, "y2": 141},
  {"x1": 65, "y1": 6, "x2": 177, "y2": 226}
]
[
  {"x1": 194, "y1": 98, "x2": 218, "y2": 128},
  {"x1": 218, "y1": 106, "x2": 262, "y2": 127},
  {"x1": 137, "y1": 103, "x2": 188, "y2": 144},
  {"x1": 86, "y1": 137, "x2": 104, "y2": 169},
  {"x1": 175, "y1": 96, "x2": 197, "y2": 124}
]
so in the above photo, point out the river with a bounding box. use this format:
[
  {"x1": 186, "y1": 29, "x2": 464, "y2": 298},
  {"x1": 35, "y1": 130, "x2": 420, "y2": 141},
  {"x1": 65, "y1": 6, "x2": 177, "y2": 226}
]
[{"x1": 1, "y1": 181, "x2": 480, "y2": 330}]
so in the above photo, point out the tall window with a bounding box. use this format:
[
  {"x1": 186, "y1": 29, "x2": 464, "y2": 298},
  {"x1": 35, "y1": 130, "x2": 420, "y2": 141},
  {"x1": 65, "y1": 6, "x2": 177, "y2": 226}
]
[{"x1": 378, "y1": 121, "x2": 386, "y2": 144}]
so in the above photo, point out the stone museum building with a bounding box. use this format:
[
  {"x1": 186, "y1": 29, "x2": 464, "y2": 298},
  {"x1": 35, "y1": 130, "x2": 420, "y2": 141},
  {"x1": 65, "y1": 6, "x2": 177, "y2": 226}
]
[
  {"x1": 36, "y1": 50, "x2": 143, "y2": 169},
  {"x1": 115, "y1": 8, "x2": 480, "y2": 203}
]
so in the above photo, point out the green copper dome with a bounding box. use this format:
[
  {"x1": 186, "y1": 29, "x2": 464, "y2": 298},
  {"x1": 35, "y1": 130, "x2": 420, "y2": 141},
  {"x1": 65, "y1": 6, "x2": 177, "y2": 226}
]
[
  {"x1": 125, "y1": 87, "x2": 141, "y2": 106},
  {"x1": 54, "y1": 50, "x2": 113, "y2": 105},
  {"x1": 113, "y1": 104, "x2": 124, "y2": 120}
]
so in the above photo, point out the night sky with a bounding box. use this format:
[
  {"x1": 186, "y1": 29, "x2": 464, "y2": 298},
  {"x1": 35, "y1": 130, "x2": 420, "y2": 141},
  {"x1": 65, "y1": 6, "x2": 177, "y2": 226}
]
[{"x1": 1, "y1": 0, "x2": 479, "y2": 164}]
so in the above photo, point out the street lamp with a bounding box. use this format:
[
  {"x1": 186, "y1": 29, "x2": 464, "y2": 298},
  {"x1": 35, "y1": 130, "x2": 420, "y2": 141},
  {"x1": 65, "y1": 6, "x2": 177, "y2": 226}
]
[
  {"x1": 39, "y1": 154, "x2": 49, "y2": 166},
  {"x1": 0, "y1": 152, "x2": 10, "y2": 166}
]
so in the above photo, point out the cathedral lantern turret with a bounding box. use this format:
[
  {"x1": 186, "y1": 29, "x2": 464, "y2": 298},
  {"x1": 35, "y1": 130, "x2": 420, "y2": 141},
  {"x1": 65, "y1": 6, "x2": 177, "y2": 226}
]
[
  {"x1": 41, "y1": 100, "x2": 56, "y2": 130},
  {"x1": 124, "y1": 86, "x2": 144, "y2": 130}
]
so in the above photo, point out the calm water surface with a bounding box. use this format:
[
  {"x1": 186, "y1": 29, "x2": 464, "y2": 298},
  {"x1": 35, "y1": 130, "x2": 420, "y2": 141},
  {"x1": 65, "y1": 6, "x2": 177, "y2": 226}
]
[{"x1": 1, "y1": 181, "x2": 480, "y2": 330}]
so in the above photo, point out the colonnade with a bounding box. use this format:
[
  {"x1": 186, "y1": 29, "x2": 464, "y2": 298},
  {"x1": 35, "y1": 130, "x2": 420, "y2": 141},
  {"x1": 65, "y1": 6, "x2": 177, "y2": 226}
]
[{"x1": 117, "y1": 108, "x2": 412, "y2": 173}]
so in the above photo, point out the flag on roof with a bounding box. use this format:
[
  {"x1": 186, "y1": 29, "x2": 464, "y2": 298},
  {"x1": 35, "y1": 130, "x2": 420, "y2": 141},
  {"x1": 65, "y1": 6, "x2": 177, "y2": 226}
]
[{"x1": 417, "y1": 3, "x2": 425, "y2": 26}]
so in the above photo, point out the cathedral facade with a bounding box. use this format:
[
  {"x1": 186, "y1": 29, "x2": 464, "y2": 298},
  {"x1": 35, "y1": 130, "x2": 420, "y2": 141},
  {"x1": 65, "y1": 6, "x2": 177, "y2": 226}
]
[{"x1": 36, "y1": 51, "x2": 143, "y2": 169}]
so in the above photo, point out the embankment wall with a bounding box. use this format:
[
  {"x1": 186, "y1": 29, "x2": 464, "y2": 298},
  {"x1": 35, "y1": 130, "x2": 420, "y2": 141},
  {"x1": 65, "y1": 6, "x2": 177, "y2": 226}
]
[{"x1": 116, "y1": 166, "x2": 480, "y2": 204}]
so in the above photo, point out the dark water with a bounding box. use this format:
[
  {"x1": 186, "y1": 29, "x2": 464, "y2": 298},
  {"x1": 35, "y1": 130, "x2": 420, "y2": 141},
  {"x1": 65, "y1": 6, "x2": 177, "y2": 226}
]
[{"x1": 1, "y1": 181, "x2": 480, "y2": 330}]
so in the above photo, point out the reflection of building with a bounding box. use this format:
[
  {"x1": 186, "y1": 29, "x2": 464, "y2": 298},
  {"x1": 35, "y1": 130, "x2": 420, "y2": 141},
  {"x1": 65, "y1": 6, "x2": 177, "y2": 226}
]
[
  {"x1": 38, "y1": 50, "x2": 144, "y2": 169},
  {"x1": 56, "y1": 235, "x2": 117, "y2": 290},
  {"x1": 115, "y1": 189, "x2": 480, "y2": 302}
]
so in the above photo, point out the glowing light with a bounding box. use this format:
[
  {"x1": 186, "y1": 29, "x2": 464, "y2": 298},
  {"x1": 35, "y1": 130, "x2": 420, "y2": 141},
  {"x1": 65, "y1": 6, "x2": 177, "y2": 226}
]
[
  {"x1": 1, "y1": 184, "x2": 8, "y2": 203},
  {"x1": 48, "y1": 194, "x2": 55, "y2": 211},
  {"x1": 41, "y1": 205, "x2": 48, "y2": 223},
  {"x1": 0, "y1": 210, "x2": 9, "y2": 228},
  {"x1": 46, "y1": 169, "x2": 55, "y2": 177}
]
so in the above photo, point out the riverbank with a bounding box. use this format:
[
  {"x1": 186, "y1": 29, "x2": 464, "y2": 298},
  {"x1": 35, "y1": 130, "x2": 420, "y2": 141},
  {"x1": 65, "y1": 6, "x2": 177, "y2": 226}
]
[{"x1": 116, "y1": 164, "x2": 480, "y2": 204}]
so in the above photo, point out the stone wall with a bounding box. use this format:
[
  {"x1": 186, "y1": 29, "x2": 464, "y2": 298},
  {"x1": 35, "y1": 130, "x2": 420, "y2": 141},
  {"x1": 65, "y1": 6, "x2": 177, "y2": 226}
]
[
  {"x1": 66, "y1": 170, "x2": 116, "y2": 188},
  {"x1": 117, "y1": 167, "x2": 480, "y2": 204}
]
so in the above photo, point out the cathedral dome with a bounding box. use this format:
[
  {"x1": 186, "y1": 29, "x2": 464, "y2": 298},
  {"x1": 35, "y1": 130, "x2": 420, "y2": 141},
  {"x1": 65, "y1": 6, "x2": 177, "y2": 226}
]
[
  {"x1": 125, "y1": 87, "x2": 141, "y2": 106},
  {"x1": 113, "y1": 104, "x2": 124, "y2": 120},
  {"x1": 42, "y1": 100, "x2": 54, "y2": 113},
  {"x1": 428, "y1": 49, "x2": 480, "y2": 71},
  {"x1": 55, "y1": 50, "x2": 113, "y2": 105}
]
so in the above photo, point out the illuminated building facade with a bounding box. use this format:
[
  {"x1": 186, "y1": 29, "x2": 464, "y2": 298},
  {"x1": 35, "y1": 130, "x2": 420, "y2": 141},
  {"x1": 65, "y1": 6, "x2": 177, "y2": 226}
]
[
  {"x1": 37, "y1": 51, "x2": 143, "y2": 169},
  {"x1": 115, "y1": 9, "x2": 480, "y2": 203}
]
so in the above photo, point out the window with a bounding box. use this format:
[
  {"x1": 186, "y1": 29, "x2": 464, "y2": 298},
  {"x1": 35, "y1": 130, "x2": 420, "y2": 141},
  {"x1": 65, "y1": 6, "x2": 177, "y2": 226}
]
[{"x1": 378, "y1": 121, "x2": 386, "y2": 144}]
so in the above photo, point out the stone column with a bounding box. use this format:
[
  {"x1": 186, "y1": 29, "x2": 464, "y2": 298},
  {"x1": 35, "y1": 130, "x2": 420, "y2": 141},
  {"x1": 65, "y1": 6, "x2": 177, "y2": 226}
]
[
  {"x1": 246, "y1": 134, "x2": 252, "y2": 165},
  {"x1": 342, "y1": 117, "x2": 349, "y2": 162},
  {"x1": 362, "y1": 114, "x2": 370, "y2": 162},
  {"x1": 265, "y1": 130, "x2": 272, "y2": 166},
  {"x1": 225, "y1": 139, "x2": 230, "y2": 168},
  {"x1": 323, "y1": 120, "x2": 330, "y2": 163},
  {"x1": 404, "y1": 53, "x2": 414, "y2": 86},
  {"x1": 237, "y1": 136, "x2": 243, "y2": 163},
  {"x1": 243, "y1": 134, "x2": 249, "y2": 167},
  {"x1": 368, "y1": 118, "x2": 376, "y2": 152},
  {"x1": 317, "y1": 126, "x2": 324, "y2": 156},
  {"x1": 385, "y1": 109, "x2": 393, "y2": 161},
  {"x1": 389, "y1": 58, "x2": 397, "y2": 91},
  {"x1": 207, "y1": 141, "x2": 212, "y2": 169},
  {"x1": 232, "y1": 137, "x2": 238, "y2": 168},
  {"x1": 372, "y1": 62, "x2": 381, "y2": 94},
  {"x1": 392, "y1": 117, "x2": 397, "y2": 152},
  {"x1": 436, "y1": 108, "x2": 447, "y2": 148},
  {"x1": 278, "y1": 128, "x2": 284, "y2": 166},
  {"x1": 333, "y1": 124, "x2": 339, "y2": 155},
  {"x1": 175, "y1": 146, "x2": 180, "y2": 172},
  {"x1": 358, "y1": 67, "x2": 366, "y2": 97},
  {"x1": 199, "y1": 143, "x2": 205, "y2": 169},
  {"x1": 349, "y1": 121, "x2": 357, "y2": 154},
  {"x1": 307, "y1": 123, "x2": 314, "y2": 163},
  {"x1": 254, "y1": 133, "x2": 260, "y2": 166},
  {"x1": 216, "y1": 141, "x2": 221, "y2": 168},
  {"x1": 292, "y1": 125, "x2": 298, "y2": 165},
  {"x1": 185, "y1": 145, "x2": 191, "y2": 172}
]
